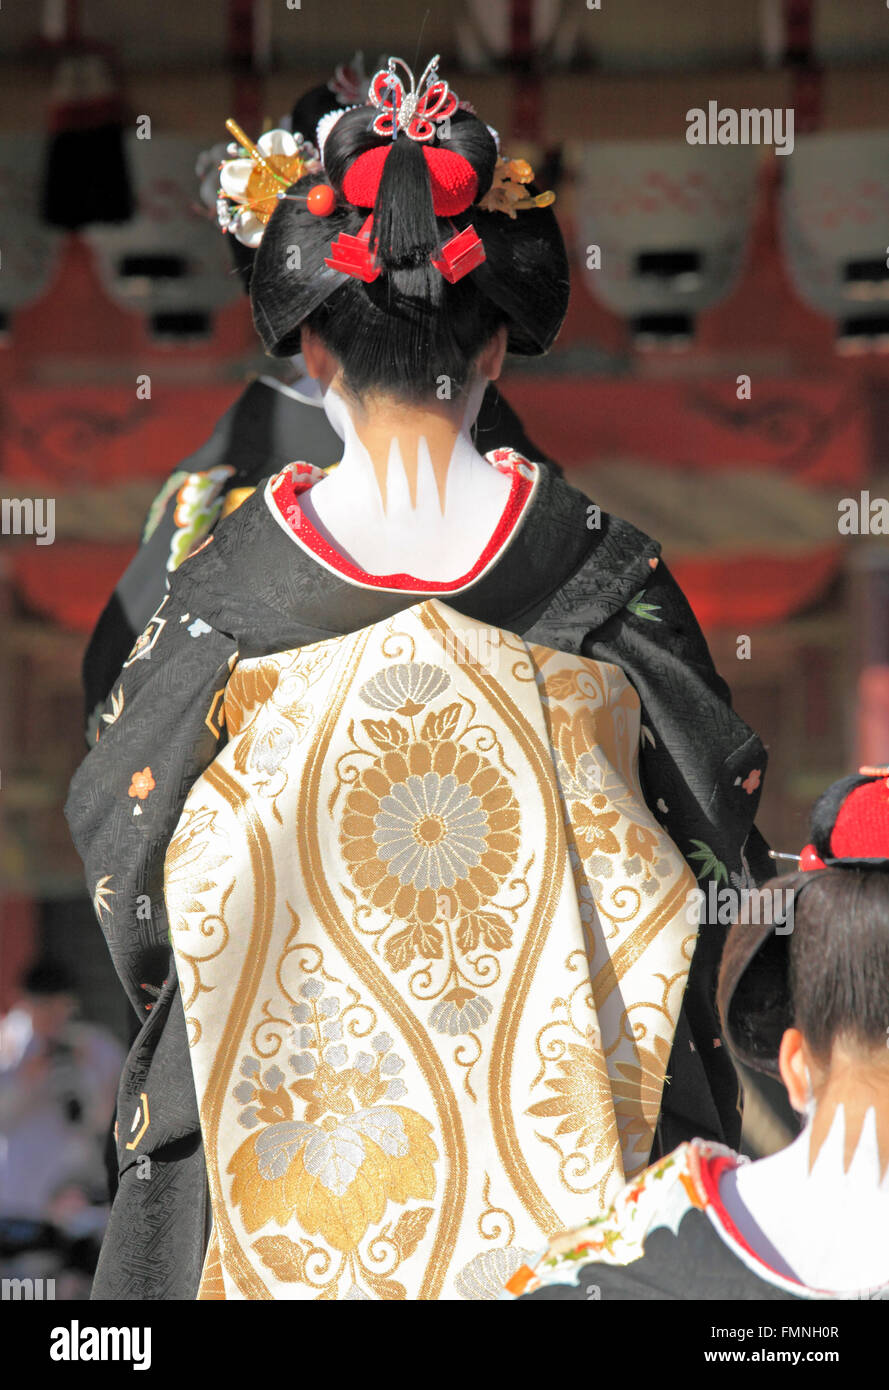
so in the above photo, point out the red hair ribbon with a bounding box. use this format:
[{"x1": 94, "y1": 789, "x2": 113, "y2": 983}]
[{"x1": 342, "y1": 144, "x2": 478, "y2": 217}]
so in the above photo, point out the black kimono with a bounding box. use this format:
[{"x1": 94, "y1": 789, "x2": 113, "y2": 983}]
[
  {"x1": 66, "y1": 456, "x2": 771, "y2": 1300},
  {"x1": 82, "y1": 377, "x2": 555, "y2": 734}
]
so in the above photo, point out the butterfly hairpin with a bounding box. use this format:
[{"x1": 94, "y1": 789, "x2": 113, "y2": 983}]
[{"x1": 368, "y1": 55, "x2": 458, "y2": 142}]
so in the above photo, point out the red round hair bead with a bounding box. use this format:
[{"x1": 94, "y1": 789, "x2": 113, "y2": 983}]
[{"x1": 307, "y1": 184, "x2": 336, "y2": 216}]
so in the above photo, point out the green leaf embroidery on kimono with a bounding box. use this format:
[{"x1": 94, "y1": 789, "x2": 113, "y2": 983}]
[
  {"x1": 626, "y1": 589, "x2": 662, "y2": 622},
  {"x1": 687, "y1": 839, "x2": 729, "y2": 884}
]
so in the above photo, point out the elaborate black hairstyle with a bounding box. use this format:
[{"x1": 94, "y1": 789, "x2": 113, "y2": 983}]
[{"x1": 249, "y1": 98, "x2": 570, "y2": 401}]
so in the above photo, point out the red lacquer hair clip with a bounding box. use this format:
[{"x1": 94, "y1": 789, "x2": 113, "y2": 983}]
[
  {"x1": 430, "y1": 225, "x2": 486, "y2": 283},
  {"x1": 324, "y1": 214, "x2": 381, "y2": 282}
]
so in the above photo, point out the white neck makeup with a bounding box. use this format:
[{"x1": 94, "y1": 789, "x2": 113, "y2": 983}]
[
  {"x1": 297, "y1": 380, "x2": 514, "y2": 582},
  {"x1": 723, "y1": 1104, "x2": 889, "y2": 1292}
]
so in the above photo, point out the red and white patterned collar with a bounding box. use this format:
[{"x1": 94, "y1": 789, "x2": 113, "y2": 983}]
[{"x1": 264, "y1": 448, "x2": 539, "y2": 594}]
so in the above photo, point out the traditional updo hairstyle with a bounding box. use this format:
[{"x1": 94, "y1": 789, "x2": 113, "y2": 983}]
[{"x1": 249, "y1": 97, "x2": 570, "y2": 404}]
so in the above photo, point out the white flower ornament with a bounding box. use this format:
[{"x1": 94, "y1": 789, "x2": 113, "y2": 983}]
[{"x1": 216, "y1": 120, "x2": 321, "y2": 248}]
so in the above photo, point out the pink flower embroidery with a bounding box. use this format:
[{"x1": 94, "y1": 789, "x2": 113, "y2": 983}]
[
  {"x1": 741, "y1": 768, "x2": 762, "y2": 795},
  {"x1": 128, "y1": 767, "x2": 156, "y2": 801}
]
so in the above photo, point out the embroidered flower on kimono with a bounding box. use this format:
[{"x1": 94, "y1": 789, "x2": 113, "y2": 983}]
[
  {"x1": 556, "y1": 749, "x2": 605, "y2": 802},
  {"x1": 573, "y1": 795, "x2": 620, "y2": 856},
  {"x1": 611, "y1": 1034, "x2": 674, "y2": 1175},
  {"x1": 576, "y1": 880, "x2": 596, "y2": 925},
  {"x1": 229, "y1": 1100, "x2": 437, "y2": 1252},
  {"x1": 626, "y1": 822, "x2": 659, "y2": 864},
  {"x1": 359, "y1": 662, "x2": 451, "y2": 718},
  {"x1": 741, "y1": 768, "x2": 762, "y2": 795},
  {"x1": 527, "y1": 1041, "x2": 619, "y2": 1167},
  {"x1": 128, "y1": 767, "x2": 156, "y2": 800},
  {"x1": 429, "y1": 987, "x2": 493, "y2": 1036},
  {"x1": 250, "y1": 722, "x2": 295, "y2": 775},
  {"x1": 341, "y1": 740, "x2": 521, "y2": 923},
  {"x1": 583, "y1": 853, "x2": 614, "y2": 906},
  {"x1": 228, "y1": 1043, "x2": 438, "y2": 1253},
  {"x1": 233, "y1": 1059, "x2": 293, "y2": 1128}
]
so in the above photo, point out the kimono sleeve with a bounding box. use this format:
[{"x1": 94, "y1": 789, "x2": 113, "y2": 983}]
[
  {"x1": 582, "y1": 558, "x2": 770, "y2": 888},
  {"x1": 66, "y1": 594, "x2": 237, "y2": 1021},
  {"x1": 582, "y1": 559, "x2": 772, "y2": 1151}
]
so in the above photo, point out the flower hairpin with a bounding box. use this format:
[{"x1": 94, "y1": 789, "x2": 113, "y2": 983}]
[
  {"x1": 216, "y1": 119, "x2": 322, "y2": 247},
  {"x1": 368, "y1": 54, "x2": 458, "y2": 143}
]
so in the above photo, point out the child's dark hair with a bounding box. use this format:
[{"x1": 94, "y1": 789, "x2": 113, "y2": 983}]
[
  {"x1": 249, "y1": 103, "x2": 569, "y2": 402},
  {"x1": 719, "y1": 868, "x2": 889, "y2": 1072}
]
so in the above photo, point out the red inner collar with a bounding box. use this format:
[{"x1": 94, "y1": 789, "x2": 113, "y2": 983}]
[
  {"x1": 267, "y1": 450, "x2": 537, "y2": 593},
  {"x1": 697, "y1": 1151, "x2": 805, "y2": 1286}
]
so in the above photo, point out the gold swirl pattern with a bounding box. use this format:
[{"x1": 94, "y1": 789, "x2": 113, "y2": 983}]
[{"x1": 166, "y1": 599, "x2": 696, "y2": 1300}]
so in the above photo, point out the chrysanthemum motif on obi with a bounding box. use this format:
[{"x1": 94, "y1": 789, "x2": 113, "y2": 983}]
[
  {"x1": 165, "y1": 600, "x2": 697, "y2": 1299},
  {"x1": 342, "y1": 668, "x2": 521, "y2": 926}
]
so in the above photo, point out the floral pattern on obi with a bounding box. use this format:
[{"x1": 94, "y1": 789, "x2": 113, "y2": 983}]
[{"x1": 164, "y1": 599, "x2": 697, "y2": 1299}]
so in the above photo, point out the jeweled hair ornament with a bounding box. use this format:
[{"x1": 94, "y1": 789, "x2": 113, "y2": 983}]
[
  {"x1": 368, "y1": 54, "x2": 458, "y2": 142},
  {"x1": 216, "y1": 120, "x2": 322, "y2": 247}
]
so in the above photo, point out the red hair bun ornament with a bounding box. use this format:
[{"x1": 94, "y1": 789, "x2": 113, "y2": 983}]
[
  {"x1": 341, "y1": 144, "x2": 478, "y2": 217},
  {"x1": 794, "y1": 768, "x2": 889, "y2": 871},
  {"x1": 324, "y1": 54, "x2": 555, "y2": 288}
]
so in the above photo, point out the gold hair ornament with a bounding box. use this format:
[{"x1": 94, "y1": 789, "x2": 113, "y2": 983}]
[
  {"x1": 478, "y1": 157, "x2": 556, "y2": 218},
  {"x1": 216, "y1": 119, "x2": 321, "y2": 248}
]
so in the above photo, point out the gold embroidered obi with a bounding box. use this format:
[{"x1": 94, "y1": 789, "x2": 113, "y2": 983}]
[{"x1": 164, "y1": 599, "x2": 698, "y2": 1300}]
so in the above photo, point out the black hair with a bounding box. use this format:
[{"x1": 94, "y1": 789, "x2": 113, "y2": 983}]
[
  {"x1": 250, "y1": 102, "x2": 569, "y2": 402},
  {"x1": 720, "y1": 868, "x2": 889, "y2": 1072},
  {"x1": 786, "y1": 868, "x2": 889, "y2": 1063},
  {"x1": 291, "y1": 83, "x2": 351, "y2": 150},
  {"x1": 23, "y1": 959, "x2": 76, "y2": 997}
]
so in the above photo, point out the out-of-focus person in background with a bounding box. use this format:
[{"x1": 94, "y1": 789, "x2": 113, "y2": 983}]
[{"x1": 0, "y1": 959, "x2": 123, "y2": 1295}]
